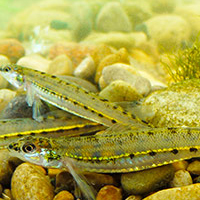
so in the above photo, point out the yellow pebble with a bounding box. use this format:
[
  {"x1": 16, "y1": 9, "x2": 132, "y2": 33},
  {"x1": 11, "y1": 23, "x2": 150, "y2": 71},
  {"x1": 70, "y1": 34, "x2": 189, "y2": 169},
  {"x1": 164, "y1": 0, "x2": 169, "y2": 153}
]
[{"x1": 53, "y1": 191, "x2": 74, "y2": 200}]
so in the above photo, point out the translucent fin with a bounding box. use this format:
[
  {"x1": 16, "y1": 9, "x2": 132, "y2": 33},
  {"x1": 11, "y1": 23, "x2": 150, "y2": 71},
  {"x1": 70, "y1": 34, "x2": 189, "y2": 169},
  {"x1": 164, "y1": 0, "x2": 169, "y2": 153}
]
[
  {"x1": 62, "y1": 158, "x2": 96, "y2": 200},
  {"x1": 32, "y1": 99, "x2": 45, "y2": 122},
  {"x1": 25, "y1": 83, "x2": 35, "y2": 107}
]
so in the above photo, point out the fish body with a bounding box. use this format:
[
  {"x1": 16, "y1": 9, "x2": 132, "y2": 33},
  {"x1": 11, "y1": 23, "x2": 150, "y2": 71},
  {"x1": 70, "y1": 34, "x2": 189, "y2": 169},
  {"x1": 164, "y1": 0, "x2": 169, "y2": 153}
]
[
  {"x1": 8, "y1": 126, "x2": 200, "y2": 173},
  {"x1": 0, "y1": 117, "x2": 105, "y2": 149},
  {"x1": 0, "y1": 64, "x2": 148, "y2": 127}
]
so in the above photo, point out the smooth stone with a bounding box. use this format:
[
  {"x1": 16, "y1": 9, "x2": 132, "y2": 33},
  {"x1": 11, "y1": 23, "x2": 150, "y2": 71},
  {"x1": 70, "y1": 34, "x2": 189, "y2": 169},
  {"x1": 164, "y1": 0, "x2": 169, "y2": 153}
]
[
  {"x1": 95, "y1": 48, "x2": 130, "y2": 83},
  {"x1": 11, "y1": 163, "x2": 54, "y2": 200},
  {"x1": 121, "y1": 165, "x2": 174, "y2": 195},
  {"x1": 96, "y1": 2, "x2": 132, "y2": 32},
  {"x1": 125, "y1": 195, "x2": 142, "y2": 200},
  {"x1": 0, "y1": 55, "x2": 10, "y2": 89},
  {"x1": 170, "y1": 170, "x2": 193, "y2": 187},
  {"x1": 53, "y1": 190, "x2": 74, "y2": 200},
  {"x1": 0, "y1": 89, "x2": 16, "y2": 113},
  {"x1": 96, "y1": 185, "x2": 122, "y2": 200},
  {"x1": 100, "y1": 63, "x2": 151, "y2": 96},
  {"x1": 145, "y1": 15, "x2": 190, "y2": 51},
  {"x1": 187, "y1": 160, "x2": 200, "y2": 175},
  {"x1": 99, "y1": 80, "x2": 143, "y2": 101},
  {"x1": 172, "y1": 161, "x2": 188, "y2": 171},
  {"x1": 0, "y1": 150, "x2": 14, "y2": 187},
  {"x1": 143, "y1": 183, "x2": 200, "y2": 200},
  {"x1": 73, "y1": 56, "x2": 96, "y2": 79},
  {"x1": 17, "y1": 54, "x2": 50, "y2": 72},
  {"x1": 0, "y1": 39, "x2": 25, "y2": 63},
  {"x1": 48, "y1": 54, "x2": 73, "y2": 76},
  {"x1": 149, "y1": 0, "x2": 176, "y2": 13},
  {"x1": 142, "y1": 79, "x2": 200, "y2": 127}
]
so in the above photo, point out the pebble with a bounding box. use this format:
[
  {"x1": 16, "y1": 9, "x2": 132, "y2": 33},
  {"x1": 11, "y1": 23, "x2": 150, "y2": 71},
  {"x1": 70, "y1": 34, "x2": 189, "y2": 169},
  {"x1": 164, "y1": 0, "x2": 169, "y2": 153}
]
[
  {"x1": 144, "y1": 15, "x2": 190, "y2": 51},
  {"x1": 53, "y1": 190, "x2": 74, "y2": 200},
  {"x1": 17, "y1": 54, "x2": 50, "y2": 72},
  {"x1": 96, "y1": 2, "x2": 132, "y2": 32},
  {"x1": 170, "y1": 170, "x2": 193, "y2": 187},
  {"x1": 73, "y1": 56, "x2": 96, "y2": 79},
  {"x1": 121, "y1": 165, "x2": 174, "y2": 195},
  {"x1": 0, "y1": 89, "x2": 16, "y2": 113},
  {"x1": 96, "y1": 185, "x2": 122, "y2": 200},
  {"x1": 0, "y1": 39, "x2": 25, "y2": 63},
  {"x1": 0, "y1": 56, "x2": 9, "y2": 88},
  {"x1": 95, "y1": 48, "x2": 130, "y2": 82},
  {"x1": 187, "y1": 160, "x2": 200, "y2": 175},
  {"x1": 99, "y1": 80, "x2": 143, "y2": 102},
  {"x1": 100, "y1": 63, "x2": 151, "y2": 96},
  {"x1": 143, "y1": 183, "x2": 200, "y2": 200},
  {"x1": 11, "y1": 163, "x2": 54, "y2": 200},
  {"x1": 48, "y1": 54, "x2": 73, "y2": 76},
  {"x1": 172, "y1": 161, "x2": 188, "y2": 171},
  {"x1": 0, "y1": 150, "x2": 14, "y2": 187},
  {"x1": 150, "y1": 0, "x2": 176, "y2": 13},
  {"x1": 125, "y1": 195, "x2": 142, "y2": 200}
]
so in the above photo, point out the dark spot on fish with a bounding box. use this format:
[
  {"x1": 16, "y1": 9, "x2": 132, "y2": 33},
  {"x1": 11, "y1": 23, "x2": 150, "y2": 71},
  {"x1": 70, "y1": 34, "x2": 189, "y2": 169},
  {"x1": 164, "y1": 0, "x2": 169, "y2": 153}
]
[
  {"x1": 51, "y1": 91, "x2": 56, "y2": 95},
  {"x1": 91, "y1": 110, "x2": 95, "y2": 113},
  {"x1": 123, "y1": 111, "x2": 127, "y2": 115},
  {"x1": 51, "y1": 75, "x2": 57, "y2": 78},
  {"x1": 40, "y1": 72, "x2": 46, "y2": 75},
  {"x1": 148, "y1": 131, "x2": 154, "y2": 135},
  {"x1": 130, "y1": 153, "x2": 135, "y2": 159},
  {"x1": 113, "y1": 106, "x2": 118, "y2": 109},
  {"x1": 73, "y1": 101, "x2": 78, "y2": 105},
  {"x1": 64, "y1": 96, "x2": 68, "y2": 100},
  {"x1": 171, "y1": 149, "x2": 178, "y2": 154},
  {"x1": 190, "y1": 147, "x2": 198, "y2": 152},
  {"x1": 71, "y1": 127, "x2": 80, "y2": 131},
  {"x1": 100, "y1": 98, "x2": 109, "y2": 102},
  {"x1": 3, "y1": 136, "x2": 8, "y2": 139},
  {"x1": 149, "y1": 151, "x2": 156, "y2": 156},
  {"x1": 1, "y1": 121, "x2": 7, "y2": 123},
  {"x1": 17, "y1": 134, "x2": 23, "y2": 137},
  {"x1": 111, "y1": 119, "x2": 117, "y2": 124},
  {"x1": 84, "y1": 91, "x2": 89, "y2": 94},
  {"x1": 98, "y1": 114, "x2": 103, "y2": 117},
  {"x1": 84, "y1": 106, "x2": 88, "y2": 110},
  {"x1": 30, "y1": 132, "x2": 36, "y2": 136},
  {"x1": 92, "y1": 97, "x2": 95, "y2": 100},
  {"x1": 131, "y1": 114, "x2": 136, "y2": 119},
  {"x1": 41, "y1": 131, "x2": 48, "y2": 135}
]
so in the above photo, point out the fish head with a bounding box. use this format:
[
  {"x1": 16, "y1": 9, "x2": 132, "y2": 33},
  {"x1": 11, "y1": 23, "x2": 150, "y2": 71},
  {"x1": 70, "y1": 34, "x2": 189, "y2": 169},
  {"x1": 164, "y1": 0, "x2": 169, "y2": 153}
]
[
  {"x1": 0, "y1": 64, "x2": 25, "y2": 88},
  {"x1": 8, "y1": 136, "x2": 62, "y2": 168}
]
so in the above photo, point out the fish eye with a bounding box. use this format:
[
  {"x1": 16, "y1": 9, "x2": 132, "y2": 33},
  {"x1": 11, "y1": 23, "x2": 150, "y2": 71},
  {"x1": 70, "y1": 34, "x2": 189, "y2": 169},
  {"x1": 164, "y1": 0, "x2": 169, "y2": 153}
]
[
  {"x1": 22, "y1": 143, "x2": 36, "y2": 153},
  {"x1": 3, "y1": 66, "x2": 11, "y2": 72}
]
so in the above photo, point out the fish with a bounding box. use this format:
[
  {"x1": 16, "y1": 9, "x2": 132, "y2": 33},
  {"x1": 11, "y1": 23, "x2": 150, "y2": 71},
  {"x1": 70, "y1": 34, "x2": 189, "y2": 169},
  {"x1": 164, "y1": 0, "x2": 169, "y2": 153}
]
[
  {"x1": 0, "y1": 64, "x2": 149, "y2": 127},
  {"x1": 0, "y1": 117, "x2": 105, "y2": 150},
  {"x1": 7, "y1": 126, "x2": 200, "y2": 199}
]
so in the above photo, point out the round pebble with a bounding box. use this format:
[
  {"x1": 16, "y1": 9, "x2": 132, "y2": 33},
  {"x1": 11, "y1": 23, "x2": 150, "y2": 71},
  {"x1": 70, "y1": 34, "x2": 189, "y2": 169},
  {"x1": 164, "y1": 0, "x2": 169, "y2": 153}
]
[
  {"x1": 53, "y1": 190, "x2": 74, "y2": 200},
  {"x1": 170, "y1": 170, "x2": 193, "y2": 187},
  {"x1": 99, "y1": 80, "x2": 143, "y2": 102},
  {"x1": 73, "y1": 56, "x2": 96, "y2": 79},
  {"x1": 125, "y1": 195, "x2": 142, "y2": 200},
  {"x1": 96, "y1": 185, "x2": 122, "y2": 200},
  {"x1": 187, "y1": 160, "x2": 200, "y2": 175},
  {"x1": 0, "y1": 39, "x2": 25, "y2": 63},
  {"x1": 48, "y1": 54, "x2": 73, "y2": 76},
  {"x1": 143, "y1": 183, "x2": 200, "y2": 200},
  {"x1": 121, "y1": 165, "x2": 174, "y2": 195},
  {"x1": 17, "y1": 54, "x2": 50, "y2": 72},
  {"x1": 172, "y1": 161, "x2": 188, "y2": 171},
  {"x1": 11, "y1": 163, "x2": 54, "y2": 200}
]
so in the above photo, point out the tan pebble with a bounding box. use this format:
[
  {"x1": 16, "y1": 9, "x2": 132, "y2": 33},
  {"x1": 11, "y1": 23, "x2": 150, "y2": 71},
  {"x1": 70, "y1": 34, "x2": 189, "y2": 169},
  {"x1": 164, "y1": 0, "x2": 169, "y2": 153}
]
[
  {"x1": 96, "y1": 185, "x2": 122, "y2": 200},
  {"x1": 125, "y1": 195, "x2": 142, "y2": 200},
  {"x1": 48, "y1": 169, "x2": 64, "y2": 178},
  {"x1": 74, "y1": 56, "x2": 96, "y2": 79},
  {"x1": 0, "y1": 149, "x2": 14, "y2": 186},
  {"x1": 187, "y1": 160, "x2": 200, "y2": 175},
  {"x1": 0, "y1": 55, "x2": 10, "y2": 65},
  {"x1": 95, "y1": 48, "x2": 129, "y2": 82},
  {"x1": 143, "y1": 183, "x2": 200, "y2": 200},
  {"x1": 0, "y1": 89, "x2": 16, "y2": 113},
  {"x1": 170, "y1": 170, "x2": 192, "y2": 187},
  {"x1": 172, "y1": 161, "x2": 188, "y2": 171},
  {"x1": 53, "y1": 190, "x2": 74, "y2": 200},
  {"x1": 17, "y1": 54, "x2": 50, "y2": 72},
  {"x1": 0, "y1": 39, "x2": 25, "y2": 63},
  {"x1": 11, "y1": 163, "x2": 54, "y2": 200},
  {"x1": 99, "y1": 80, "x2": 143, "y2": 102},
  {"x1": 56, "y1": 171, "x2": 72, "y2": 188},
  {"x1": 48, "y1": 54, "x2": 73, "y2": 76}
]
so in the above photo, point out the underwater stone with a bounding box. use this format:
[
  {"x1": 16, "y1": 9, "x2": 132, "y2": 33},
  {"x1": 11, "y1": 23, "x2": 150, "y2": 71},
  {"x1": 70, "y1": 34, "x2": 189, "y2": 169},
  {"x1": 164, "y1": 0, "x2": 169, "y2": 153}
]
[
  {"x1": 187, "y1": 161, "x2": 200, "y2": 175},
  {"x1": 53, "y1": 190, "x2": 74, "y2": 200},
  {"x1": 11, "y1": 163, "x2": 54, "y2": 200},
  {"x1": 121, "y1": 165, "x2": 174, "y2": 195},
  {"x1": 143, "y1": 183, "x2": 200, "y2": 200},
  {"x1": 170, "y1": 170, "x2": 193, "y2": 187},
  {"x1": 125, "y1": 195, "x2": 142, "y2": 200},
  {"x1": 96, "y1": 2, "x2": 132, "y2": 32},
  {"x1": 48, "y1": 54, "x2": 73, "y2": 76}
]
